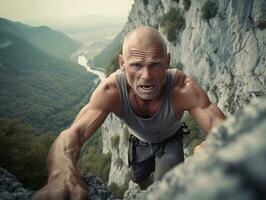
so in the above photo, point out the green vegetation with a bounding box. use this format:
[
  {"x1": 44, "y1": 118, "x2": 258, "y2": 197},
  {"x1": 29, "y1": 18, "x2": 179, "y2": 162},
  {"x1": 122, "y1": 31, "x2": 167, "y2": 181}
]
[
  {"x1": 109, "y1": 172, "x2": 131, "y2": 199},
  {"x1": 0, "y1": 118, "x2": 55, "y2": 190},
  {"x1": 173, "y1": 0, "x2": 180, "y2": 3},
  {"x1": 0, "y1": 18, "x2": 112, "y2": 193},
  {"x1": 105, "y1": 45, "x2": 122, "y2": 76},
  {"x1": 0, "y1": 30, "x2": 97, "y2": 133},
  {"x1": 202, "y1": 1, "x2": 218, "y2": 20},
  {"x1": 109, "y1": 183, "x2": 124, "y2": 199},
  {"x1": 78, "y1": 130, "x2": 111, "y2": 183},
  {"x1": 92, "y1": 31, "x2": 123, "y2": 73},
  {"x1": 183, "y1": 0, "x2": 191, "y2": 11},
  {"x1": 115, "y1": 157, "x2": 124, "y2": 168},
  {"x1": 0, "y1": 18, "x2": 80, "y2": 60},
  {"x1": 122, "y1": 126, "x2": 130, "y2": 146},
  {"x1": 111, "y1": 135, "x2": 120, "y2": 148},
  {"x1": 143, "y1": 0, "x2": 149, "y2": 6},
  {"x1": 182, "y1": 114, "x2": 205, "y2": 155},
  {"x1": 0, "y1": 18, "x2": 108, "y2": 193},
  {"x1": 171, "y1": 62, "x2": 184, "y2": 70},
  {"x1": 160, "y1": 8, "x2": 186, "y2": 42}
]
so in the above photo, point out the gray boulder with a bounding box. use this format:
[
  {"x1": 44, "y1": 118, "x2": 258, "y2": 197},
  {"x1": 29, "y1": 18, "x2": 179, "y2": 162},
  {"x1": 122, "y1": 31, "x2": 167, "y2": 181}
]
[
  {"x1": 82, "y1": 173, "x2": 118, "y2": 200},
  {"x1": 123, "y1": 97, "x2": 266, "y2": 200},
  {"x1": 0, "y1": 168, "x2": 117, "y2": 200},
  {"x1": 0, "y1": 167, "x2": 32, "y2": 200}
]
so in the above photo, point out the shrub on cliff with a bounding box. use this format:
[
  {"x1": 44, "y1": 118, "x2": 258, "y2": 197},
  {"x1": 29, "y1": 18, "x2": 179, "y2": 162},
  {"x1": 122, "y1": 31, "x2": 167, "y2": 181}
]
[
  {"x1": 109, "y1": 172, "x2": 131, "y2": 199},
  {"x1": 183, "y1": 0, "x2": 191, "y2": 11},
  {"x1": 105, "y1": 45, "x2": 121, "y2": 76},
  {"x1": 111, "y1": 135, "x2": 120, "y2": 148},
  {"x1": 202, "y1": 0, "x2": 218, "y2": 20},
  {"x1": 143, "y1": 0, "x2": 149, "y2": 6},
  {"x1": 160, "y1": 8, "x2": 186, "y2": 42}
]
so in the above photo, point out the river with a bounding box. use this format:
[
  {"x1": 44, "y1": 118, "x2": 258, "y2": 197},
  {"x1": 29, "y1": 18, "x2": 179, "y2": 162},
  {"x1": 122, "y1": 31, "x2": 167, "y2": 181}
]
[{"x1": 77, "y1": 55, "x2": 106, "y2": 81}]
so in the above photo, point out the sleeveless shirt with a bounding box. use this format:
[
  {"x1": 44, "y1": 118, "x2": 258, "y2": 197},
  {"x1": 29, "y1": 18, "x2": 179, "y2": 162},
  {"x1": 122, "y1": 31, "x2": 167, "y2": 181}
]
[{"x1": 115, "y1": 69, "x2": 183, "y2": 143}]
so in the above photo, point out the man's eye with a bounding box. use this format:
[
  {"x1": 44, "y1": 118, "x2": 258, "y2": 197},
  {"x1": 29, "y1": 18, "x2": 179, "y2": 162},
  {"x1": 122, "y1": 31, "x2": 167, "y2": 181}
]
[
  {"x1": 150, "y1": 63, "x2": 160, "y2": 68},
  {"x1": 131, "y1": 63, "x2": 141, "y2": 68}
]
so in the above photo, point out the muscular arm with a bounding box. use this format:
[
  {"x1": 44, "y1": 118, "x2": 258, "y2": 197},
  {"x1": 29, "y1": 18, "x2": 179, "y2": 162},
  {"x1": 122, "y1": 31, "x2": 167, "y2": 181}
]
[
  {"x1": 185, "y1": 79, "x2": 225, "y2": 133},
  {"x1": 173, "y1": 73, "x2": 225, "y2": 133},
  {"x1": 172, "y1": 72, "x2": 225, "y2": 154},
  {"x1": 179, "y1": 76, "x2": 225, "y2": 154},
  {"x1": 32, "y1": 75, "x2": 120, "y2": 200}
]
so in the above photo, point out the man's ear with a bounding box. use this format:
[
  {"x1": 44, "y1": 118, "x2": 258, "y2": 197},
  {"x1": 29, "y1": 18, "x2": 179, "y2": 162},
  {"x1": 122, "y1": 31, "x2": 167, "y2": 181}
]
[{"x1": 119, "y1": 54, "x2": 125, "y2": 71}]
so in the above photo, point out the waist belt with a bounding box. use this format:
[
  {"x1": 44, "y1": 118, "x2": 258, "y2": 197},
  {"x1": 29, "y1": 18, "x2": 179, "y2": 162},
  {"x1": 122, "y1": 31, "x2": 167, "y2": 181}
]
[{"x1": 128, "y1": 123, "x2": 188, "y2": 166}]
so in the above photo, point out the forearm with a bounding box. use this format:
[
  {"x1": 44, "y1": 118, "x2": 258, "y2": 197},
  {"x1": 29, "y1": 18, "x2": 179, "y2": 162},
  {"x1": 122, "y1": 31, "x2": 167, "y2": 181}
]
[
  {"x1": 208, "y1": 105, "x2": 226, "y2": 131},
  {"x1": 47, "y1": 129, "x2": 82, "y2": 182},
  {"x1": 32, "y1": 129, "x2": 89, "y2": 200},
  {"x1": 190, "y1": 104, "x2": 226, "y2": 133}
]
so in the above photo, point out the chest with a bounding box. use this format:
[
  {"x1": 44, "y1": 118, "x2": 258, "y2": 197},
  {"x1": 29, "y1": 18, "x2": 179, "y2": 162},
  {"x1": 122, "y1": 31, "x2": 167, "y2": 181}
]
[{"x1": 128, "y1": 92, "x2": 161, "y2": 118}]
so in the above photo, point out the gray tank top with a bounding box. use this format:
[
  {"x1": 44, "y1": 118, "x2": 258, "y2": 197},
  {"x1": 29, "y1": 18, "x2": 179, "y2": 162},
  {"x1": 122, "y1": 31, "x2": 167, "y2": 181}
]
[{"x1": 115, "y1": 69, "x2": 182, "y2": 143}]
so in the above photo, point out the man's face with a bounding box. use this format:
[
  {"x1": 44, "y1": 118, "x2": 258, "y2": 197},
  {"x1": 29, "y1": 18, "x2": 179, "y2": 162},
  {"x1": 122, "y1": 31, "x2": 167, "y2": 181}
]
[{"x1": 120, "y1": 43, "x2": 169, "y2": 100}]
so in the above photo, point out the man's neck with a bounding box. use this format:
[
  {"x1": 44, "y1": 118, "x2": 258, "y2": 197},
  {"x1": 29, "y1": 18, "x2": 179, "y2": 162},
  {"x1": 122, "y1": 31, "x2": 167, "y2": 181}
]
[{"x1": 130, "y1": 88, "x2": 162, "y2": 118}]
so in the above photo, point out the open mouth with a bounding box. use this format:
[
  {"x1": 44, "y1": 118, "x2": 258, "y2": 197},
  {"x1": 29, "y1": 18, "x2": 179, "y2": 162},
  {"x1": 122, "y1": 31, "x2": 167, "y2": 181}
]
[{"x1": 140, "y1": 85, "x2": 155, "y2": 91}]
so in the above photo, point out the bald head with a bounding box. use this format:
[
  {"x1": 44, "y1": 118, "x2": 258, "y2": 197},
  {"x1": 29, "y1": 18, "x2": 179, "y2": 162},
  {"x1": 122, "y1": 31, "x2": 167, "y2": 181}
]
[{"x1": 122, "y1": 26, "x2": 167, "y2": 58}]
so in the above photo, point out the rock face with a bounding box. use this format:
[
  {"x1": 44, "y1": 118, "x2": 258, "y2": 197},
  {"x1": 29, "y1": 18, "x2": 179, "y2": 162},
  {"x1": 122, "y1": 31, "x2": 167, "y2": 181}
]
[
  {"x1": 123, "y1": 96, "x2": 266, "y2": 200},
  {"x1": 82, "y1": 173, "x2": 118, "y2": 200},
  {"x1": 101, "y1": 0, "x2": 266, "y2": 189},
  {"x1": 122, "y1": 0, "x2": 266, "y2": 115},
  {"x1": 0, "y1": 167, "x2": 32, "y2": 200},
  {"x1": 101, "y1": 114, "x2": 132, "y2": 189},
  {"x1": 0, "y1": 167, "x2": 117, "y2": 200}
]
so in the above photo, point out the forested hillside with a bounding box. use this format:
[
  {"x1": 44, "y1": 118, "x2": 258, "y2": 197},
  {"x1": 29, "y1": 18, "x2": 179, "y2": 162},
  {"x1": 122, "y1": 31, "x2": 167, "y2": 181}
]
[
  {"x1": 0, "y1": 18, "x2": 80, "y2": 61},
  {"x1": 0, "y1": 118, "x2": 55, "y2": 189},
  {"x1": 0, "y1": 18, "x2": 97, "y2": 133},
  {"x1": 0, "y1": 18, "x2": 99, "y2": 190},
  {"x1": 91, "y1": 31, "x2": 123, "y2": 73}
]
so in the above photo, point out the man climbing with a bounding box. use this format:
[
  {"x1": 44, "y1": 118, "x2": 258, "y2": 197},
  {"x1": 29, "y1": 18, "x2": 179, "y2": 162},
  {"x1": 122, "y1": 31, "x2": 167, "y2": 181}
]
[{"x1": 32, "y1": 26, "x2": 225, "y2": 200}]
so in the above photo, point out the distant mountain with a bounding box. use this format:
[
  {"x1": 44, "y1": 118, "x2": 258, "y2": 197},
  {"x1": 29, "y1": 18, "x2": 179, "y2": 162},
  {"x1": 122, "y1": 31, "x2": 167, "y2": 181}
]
[
  {"x1": 0, "y1": 23, "x2": 97, "y2": 133},
  {"x1": 92, "y1": 31, "x2": 123, "y2": 73},
  {"x1": 0, "y1": 18, "x2": 80, "y2": 61},
  {"x1": 47, "y1": 15, "x2": 125, "y2": 33}
]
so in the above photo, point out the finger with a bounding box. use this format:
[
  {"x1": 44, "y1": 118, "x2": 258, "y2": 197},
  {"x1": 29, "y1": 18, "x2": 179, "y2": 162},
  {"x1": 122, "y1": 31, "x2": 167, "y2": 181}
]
[
  {"x1": 32, "y1": 185, "x2": 69, "y2": 200},
  {"x1": 69, "y1": 185, "x2": 89, "y2": 200}
]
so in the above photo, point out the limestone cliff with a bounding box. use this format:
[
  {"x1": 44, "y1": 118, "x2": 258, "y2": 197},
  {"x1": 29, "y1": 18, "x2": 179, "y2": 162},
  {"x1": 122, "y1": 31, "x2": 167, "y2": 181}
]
[
  {"x1": 101, "y1": 114, "x2": 132, "y2": 190},
  {"x1": 101, "y1": 0, "x2": 266, "y2": 192},
  {"x1": 123, "y1": 96, "x2": 266, "y2": 200},
  {"x1": 122, "y1": 0, "x2": 266, "y2": 114}
]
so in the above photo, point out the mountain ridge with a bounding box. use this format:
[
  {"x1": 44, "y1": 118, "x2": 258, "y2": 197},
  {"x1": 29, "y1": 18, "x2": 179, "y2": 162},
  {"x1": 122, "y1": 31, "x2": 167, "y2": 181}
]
[
  {"x1": 0, "y1": 17, "x2": 80, "y2": 61},
  {"x1": 0, "y1": 18, "x2": 97, "y2": 133}
]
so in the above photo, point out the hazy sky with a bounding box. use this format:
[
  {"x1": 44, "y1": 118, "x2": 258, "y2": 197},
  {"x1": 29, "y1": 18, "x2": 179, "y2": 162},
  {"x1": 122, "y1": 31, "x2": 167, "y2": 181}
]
[{"x1": 0, "y1": 0, "x2": 134, "y2": 24}]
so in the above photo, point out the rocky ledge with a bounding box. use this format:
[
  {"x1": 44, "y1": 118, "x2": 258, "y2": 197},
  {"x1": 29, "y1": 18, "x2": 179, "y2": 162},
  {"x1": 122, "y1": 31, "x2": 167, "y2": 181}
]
[
  {"x1": 124, "y1": 96, "x2": 266, "y2": 200},
  {"x1": 1, "y1": 97, "x2": 266, "y2": 200},
  {"x1": 0, "y1": 169, "x2": 117, "y2": 200}
]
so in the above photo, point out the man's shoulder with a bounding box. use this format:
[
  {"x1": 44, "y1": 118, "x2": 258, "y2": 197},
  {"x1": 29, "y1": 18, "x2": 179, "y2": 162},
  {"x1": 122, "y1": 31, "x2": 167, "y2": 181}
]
[
  {"x1": 97, "y1": 72, "x2": 119, "y2": 96},
  {"x1": 90, "y1": 72, "x2": 121, "y2": 114},
  {"x1": 171, "y1": 70, "x2": 201, "y2": 99},
  {"x1": 170, "y1": 70, "x2": 210, "y2": 111},
  {"x1": 171, "y1": 69, "x2": 190, "y2": 89}
]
